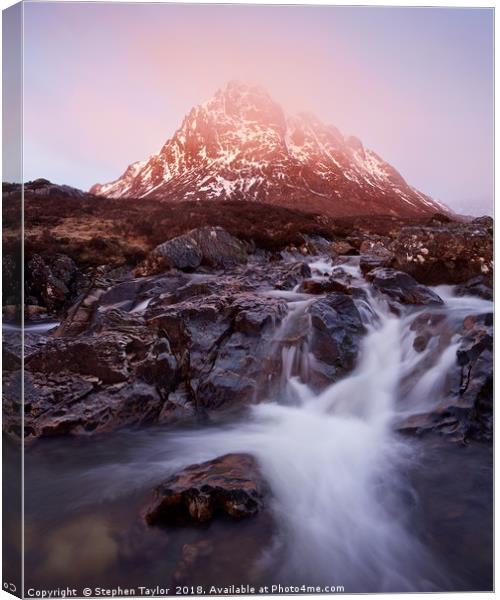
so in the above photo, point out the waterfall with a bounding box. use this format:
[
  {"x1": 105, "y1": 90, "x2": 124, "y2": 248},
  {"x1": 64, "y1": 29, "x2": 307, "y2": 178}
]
[
  {"x1": 161, "y1": 260, "x2": 457, "y2": 590},
  {"x1": 269, "y1": 297, "x2": 314, "y2": 405},
  {"x1": 34, "y1": 256, "x2": 490, "y2": 592}
]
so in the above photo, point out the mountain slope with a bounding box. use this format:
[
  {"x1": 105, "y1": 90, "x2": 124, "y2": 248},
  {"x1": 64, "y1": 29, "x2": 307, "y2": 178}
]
[{"x1": 91, "y1": 81, "x2": 448, "y2": 217}]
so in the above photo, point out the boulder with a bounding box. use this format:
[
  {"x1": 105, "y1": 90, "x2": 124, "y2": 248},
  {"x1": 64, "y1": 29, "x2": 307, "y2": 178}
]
[
  {"x1": 143, "y1": 454, "x2": 266, "y2": 525},
  {"x1": 309, "y1": 293, "x2": 365, "y2": 383},
  {"x1": 152, "y1": 236, "x2": 203, "y2": 272},
  {"x1": 366, "y1": 268, "x2": 443, "y2": 306},
  {"x1": 298, "y1": 278, "x2": 352, "y2": 295},
  {"x1": 25, "y1": 305, "x2": 48, "y2": 320},
  {"x1": 138, "y1": 227, "x2": 247, "y2": 275}
]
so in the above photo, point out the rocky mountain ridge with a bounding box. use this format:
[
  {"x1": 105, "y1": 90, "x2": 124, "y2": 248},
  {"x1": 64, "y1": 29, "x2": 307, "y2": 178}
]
[{"x1": 91, "y1": 82, "x2": 449, "y2": 217}]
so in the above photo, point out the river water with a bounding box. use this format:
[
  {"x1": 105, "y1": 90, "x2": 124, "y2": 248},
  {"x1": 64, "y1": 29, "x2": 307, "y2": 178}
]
[{"x1": 22, "y1": 257, "x2": 492, "y2": 593}]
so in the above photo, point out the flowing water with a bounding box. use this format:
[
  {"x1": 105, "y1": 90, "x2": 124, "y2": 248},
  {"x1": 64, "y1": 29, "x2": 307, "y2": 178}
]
[{"x1": 22, "y1": 257, "x2": 492, "y2": 593}]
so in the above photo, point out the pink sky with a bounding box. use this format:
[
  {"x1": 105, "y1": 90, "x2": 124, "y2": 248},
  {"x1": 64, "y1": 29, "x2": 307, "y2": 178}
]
[{"x1": 21, "y1": 3, "x2": 493, "y2": 215}]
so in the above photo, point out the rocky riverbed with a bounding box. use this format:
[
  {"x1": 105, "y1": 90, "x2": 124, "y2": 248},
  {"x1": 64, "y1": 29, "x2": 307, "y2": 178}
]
[{"x1": 3, "y1": 209, "x2": 493, "y2": 592}]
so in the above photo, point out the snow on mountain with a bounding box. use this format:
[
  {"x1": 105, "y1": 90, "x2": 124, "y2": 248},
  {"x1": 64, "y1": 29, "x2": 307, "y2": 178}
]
[{"x1": 90, "y1": 81, "x2": 449, "y2": 217}]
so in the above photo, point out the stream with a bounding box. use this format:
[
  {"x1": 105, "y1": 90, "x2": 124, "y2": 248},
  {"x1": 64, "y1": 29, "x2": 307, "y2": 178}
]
[{"x1": 22, "y1": 257, "x2": 492, "y2": 593}]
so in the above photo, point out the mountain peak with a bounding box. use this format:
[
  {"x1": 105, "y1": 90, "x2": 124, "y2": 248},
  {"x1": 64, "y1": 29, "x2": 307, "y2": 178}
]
[{"x1": 91, "y1": 83, "x2": 448, "y2": 217}]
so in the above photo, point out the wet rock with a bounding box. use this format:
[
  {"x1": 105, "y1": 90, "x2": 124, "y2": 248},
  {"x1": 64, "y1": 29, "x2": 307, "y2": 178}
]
[
  {"x1": 195, "y1": 296, "x2": 287, "y2": 409},
  {"x1": 23, "y1": 253, "x2": 91, "y2": 319},
  {"x1": 2, "y1": 333, "x2": 22, "y2": 372},
  {"x1": 397, "y1": 312, "x2": 493, "y2": 443},
  {"x1": 18, "y1": 318, "x2": 181, "y2": 439},
  {"x1": 410, "y1": 313, "x2": 448, "y2": 354},
  {"x1": 54, "y1": 272, "x2": 186, "y2": 337},
  {"x1": 147, "y1": 286, "x2": 288, "y2": 412},
  {"x1": 147, "y1": 294, "x2": 232, "y2": 363},
  {"x1": 143, "y1": 454, "x2": 266, "y2": 525},
  {"x1": 4, "y1": 369, "x2": 95, "y2": 438},
  {"x1": 274, "y1": 261, "x2": 311, "y2": 290},
  {"x1": 2, "y1": 370, "x2": 23, "y2": 438},
  {"x1": 195, "y1": 336, "x2": 262, "y2": 410},
  {"x1": 158, "y1": 384, "x2": 197, "y2": 424},
  {"x1": 456, "y1": 312, "x2": 493, "y2": 440},
  {"x1": 25, "y1": 254, "x2": 71, "y2": 312},
  {"x1": 2, "y1": 330, "x2": 52, "y2": 373},
  {"x1": 408, "y1": 312, "x2": 450, "y2": 354},
  {"x1": 96, "y1": 279, "x2": 147, "y2": 312},
  {"x1": 366, "y1": 268, "x2": 443, "y2": 306},
  {"x1": 330, "y1": 240, "x2": 357, "y2": 256},
  {"x1": 137, "y1": 227, "x2": 247, "y2": 275},
  {"x1": 455, "y1": 276, "x2": 493, "y2": 301},
  {"x1": 309, "y1": 293, "x2": 365, "y2": 383},
  {"x1": 54, "y1": 286, "x2": 107, "y2": 337},
  {"x1": 18, "y1": 369, "x2": 170, "y2": 439},
  {"x1": 298, "y1": 278, "x2": 352, "y2": 295},
  {"x1": 232, "y1": 295, "x2": 287, "y2": 335},
  {"x1": 301, "y1": 235, "x2": 333, "y2": 255},
  {"x1": 389, "y1": 222, "x2": 493, "y2": 285},
  {"x1": 27, "y1": 335, "x2": 133, "y2": 384},
  {"x1": 359, "y1": 244, "x2": 394, "y2": 275}
]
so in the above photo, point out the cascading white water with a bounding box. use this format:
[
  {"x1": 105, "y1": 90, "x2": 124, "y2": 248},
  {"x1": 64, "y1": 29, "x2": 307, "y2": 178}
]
[
  {"x1": 158, "y1": 260, "x2": 456, "y2": 591},
  {"x1": 271, "y1": 297, "x2": 314, "y2": 405},
  {"x1": 168, "y1": 317, "x2": 441, "y2": 590},
  {"x1": 43, "y1": 257, "x2": 491, "y2": 591}
]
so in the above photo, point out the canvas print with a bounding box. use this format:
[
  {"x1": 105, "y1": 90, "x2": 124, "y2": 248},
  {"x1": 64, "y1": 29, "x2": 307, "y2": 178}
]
[{"x1": 2, "y1": 2, "x2": 494, "y2": 596}]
